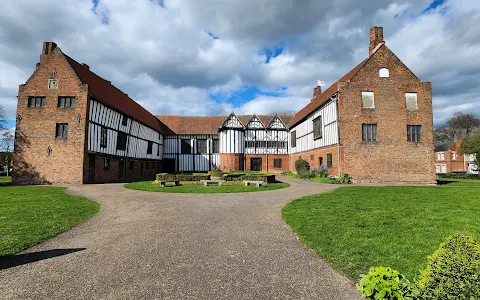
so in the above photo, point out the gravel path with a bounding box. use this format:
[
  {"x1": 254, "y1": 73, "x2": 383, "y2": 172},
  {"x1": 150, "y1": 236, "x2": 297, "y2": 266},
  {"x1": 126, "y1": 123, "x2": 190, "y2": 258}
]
[{"x1": 0, "y1": 176, "x2": 361, "y2": 299}]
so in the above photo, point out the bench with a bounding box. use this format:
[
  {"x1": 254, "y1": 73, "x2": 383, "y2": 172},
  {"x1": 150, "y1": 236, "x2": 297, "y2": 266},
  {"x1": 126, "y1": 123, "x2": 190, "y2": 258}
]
[
  {"x1": 159, "y1": 180, "x2": 180, "y2": 187},
  {"x1": 200, "y1": 180, "x2": 225, "y2": 186},
  {"x1": 243, "y1": 180, "x2": 264, "y2": 187}
]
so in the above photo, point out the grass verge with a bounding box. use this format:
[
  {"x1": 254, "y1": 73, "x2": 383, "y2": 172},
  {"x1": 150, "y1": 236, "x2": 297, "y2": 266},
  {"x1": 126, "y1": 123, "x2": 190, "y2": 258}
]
[
  {"x1": 282, "y1": 184, "x2": 480, "y2": 281},
  {"x1": 124, "y1": 181, "x2": 290, "y2": 193},
  {"x1": 0, "y1": 185, "x2": 99, "y2": 256}
]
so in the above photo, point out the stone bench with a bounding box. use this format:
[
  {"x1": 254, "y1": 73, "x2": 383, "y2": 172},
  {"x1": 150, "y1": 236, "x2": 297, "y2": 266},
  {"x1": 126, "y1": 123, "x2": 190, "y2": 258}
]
[
  {"x1": 243, "y1": 180, "x2": 264, "y2": 187},
  {"x1": 200, "y1": 180, "x2": 225, "y2": 186},
  {"x1": 159, "y1": 180, "x2": 180, "y2": 187}
]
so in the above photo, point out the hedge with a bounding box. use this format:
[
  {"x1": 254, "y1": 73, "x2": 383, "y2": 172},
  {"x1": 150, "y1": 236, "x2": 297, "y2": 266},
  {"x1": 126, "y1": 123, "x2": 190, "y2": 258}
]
[
  {"x1": 156, "y1": 173, "x2": 210, "y2": 181},
  {"x1": 222, "y1": 173, "x2": 276, "y2": 183},
  {"x1": 437, "y1": 173, "x2": 479, "y2": 179}
]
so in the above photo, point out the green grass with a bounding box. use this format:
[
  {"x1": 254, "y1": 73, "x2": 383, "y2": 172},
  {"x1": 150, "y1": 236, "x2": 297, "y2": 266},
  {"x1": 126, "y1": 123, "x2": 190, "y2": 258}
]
[
  {"x1": 0, "y1": 176, "x2": 12, "y2": 186},
  {"x1": 282, "y1": 185, "x2": 480, "y2": 281},
  {"x1": 124, "y1": 181, "x2": 290, "y2": 193},
  {"x1": 0, "y1": 185, "x2": 99, "y2": 256},
  {"x1": 436, "y1": 177, "x2": 480, "y2": 186}
]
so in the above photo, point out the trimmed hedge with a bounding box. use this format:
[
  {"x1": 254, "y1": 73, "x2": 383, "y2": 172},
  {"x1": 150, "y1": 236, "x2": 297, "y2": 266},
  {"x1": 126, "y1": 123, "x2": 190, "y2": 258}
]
[
  {"x1": 208, "y1": 171, "x2": 225, "y2": 177},
  {"x1": 222, "y1": 172, "x2": 276, "y2": 183},
  {"x1": 437, "y1": 173, "x2": 479, "y2": 179},
  {"x1": 156, "y1": 173, "x2": 210, "y2": 181},
  {"x1": 417, "y1": 234, "x2": 480, "y2": 299}
]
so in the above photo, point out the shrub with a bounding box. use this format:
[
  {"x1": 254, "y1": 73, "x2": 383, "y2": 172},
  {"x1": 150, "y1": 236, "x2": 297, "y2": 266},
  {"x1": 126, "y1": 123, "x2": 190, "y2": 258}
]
[
  {"x1": 337, "y1": 173, "x2": 351, "y2": 184},
  {"x1": 310, "y1": 166, "x2": 329, "y2": 178},
  {"x1": 295, "y1": 158, "x2": 310, "y2": 174},
  {"x1": 436, "y1": 173, "x2": 479, "y2": 179},
  {"x1": 156, "y1": 173, "x2": 210, "y2": 181},
  {"x1": 417, "y1": 234, "x2": 480, "y2": 300},
  {"x1": 357, "y1": 266, "x2": 418, "y2": 300},
  {"x1": 208, "y1": 171, "x2": 225, "y2": 177},
  {"x1": 222, "y1": 173, "x2": 275, "y2": 183}
]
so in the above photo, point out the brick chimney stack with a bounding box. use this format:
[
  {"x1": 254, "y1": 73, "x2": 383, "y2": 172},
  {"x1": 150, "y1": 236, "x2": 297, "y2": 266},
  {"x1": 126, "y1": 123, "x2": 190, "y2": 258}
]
[
  {"x1": 312, "y1": 85, "x2": 322, "y2": 101},
  {"x1": 369, "y1": 26, "x2": 384, "y2": 56},
  {"x1": 39, "y1": 42, "x2": 57, "y2": 65}
]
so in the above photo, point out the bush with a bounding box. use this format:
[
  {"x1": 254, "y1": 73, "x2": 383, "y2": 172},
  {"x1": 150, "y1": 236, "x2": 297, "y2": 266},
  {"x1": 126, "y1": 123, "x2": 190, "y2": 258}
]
[
  {"x1": 357, "y1": 266, "x2": 418, "y2": 300},
  {"x1": 417, "y1": 234, "x2": 480, "y2": 299},
  {"x1": 222, "y1": 172, "x2": 275, "y2": 183},
  {"x1": 295, "y1": 158, "x2": 310, "y2": 174},
  {"x1": 336, "y1": 173, "x2": 351, "y2": 184},
  {"x1": 436, "y1": 173, "x2": 479, "y2": 179},
  {"x1": 156, "y1": 173, "x2": 210, "y2": 181},
  {"x1": 208, "y1": 171, "x2": 225, "y2": 177}
]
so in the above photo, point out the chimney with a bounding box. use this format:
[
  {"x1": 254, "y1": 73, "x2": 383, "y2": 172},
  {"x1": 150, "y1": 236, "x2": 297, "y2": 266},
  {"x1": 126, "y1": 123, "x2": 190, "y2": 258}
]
[
  {"x1": 82, "y1": 63, "x2": 90, "y2": 70},
  {"x1": 369, "y1": 26, "x2": 384, "y2": 56},
  {"x1": 312, "y1": 85, "x2": 322, "y2": 101},
  {"x1": 40, "y1": 42, "x2": 57, "y2": 65},
  {"x1": 35, "y1": 63, "x2": 41, "y2": 71}
]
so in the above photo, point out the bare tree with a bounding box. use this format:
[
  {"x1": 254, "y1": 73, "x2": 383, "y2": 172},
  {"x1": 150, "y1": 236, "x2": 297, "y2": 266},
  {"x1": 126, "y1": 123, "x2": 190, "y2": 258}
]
[
  {"x1": 446, "y1": 112, "x2": 480, "y2": 137},
  {"x1": 0, "y1": 105, "x2": 6, "y2": 132}
]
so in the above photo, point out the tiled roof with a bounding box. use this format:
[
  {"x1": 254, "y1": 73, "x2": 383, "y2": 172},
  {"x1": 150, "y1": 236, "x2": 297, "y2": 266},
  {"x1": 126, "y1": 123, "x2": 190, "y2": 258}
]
[
  {"x1": 64, "y1": 55, "x2": 163, "y2": 133},
  {"x1": 156, "y1": 114, "x2": 293, "y2": 134},
  {"x1": 288, "y1": 56, "x2": 371, "y2": 129}
]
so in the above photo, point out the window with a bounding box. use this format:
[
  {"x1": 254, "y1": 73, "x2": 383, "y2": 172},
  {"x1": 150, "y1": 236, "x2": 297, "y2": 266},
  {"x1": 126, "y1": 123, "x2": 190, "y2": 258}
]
[
  {"x1": 197, "y1": 139, "x2": 207, "y2": 154},
  {"x1": 327, "y1": 153, "x2": 333, "y2": 169},
  {"x1": 246, "y1": 141, "x2": 255, "y2": 148},
  {"x1": 129, "y1": 161, "x2": 134, "y2": 170},
  {"x1": 291, "y1": 131, "x2": 296, "y2": 148},
  {"x1": 57, "y1": 96, "x2": 75, "y2": 108},
  {"x1": 379, "y1": 68, "x2": 389, "y2": 78},
  {"x1": 55, "y1": 123, "x2": 68, "y2": 138},
  {"x1": 100, "y1": 127, "x2": 107, "y2": 148},
  {"x1": 362, "y1": 124, "x2": 377, "y2": 142},
  {"x1": 116, "y1": 132, "x2": 127, "y2": 150},
  {"x1": 157, "y1": 144, "x2": 160, "y2": 156},
  {"x1": 147, "y1": 141, "x2": 153, "y2": 154},
  {"x1": 274, "y1": 158, "x2": 282, "y2": 168},
  {"x1": 319, "y1": 157, "x2": 324, "y2": 167},
  {"x1": 362, "y1": 91, "x2": 375, "y2": 109},
  {"x1": 146, "y1": 162, "x2": 149, "y2": 169},
  {"x1": 28, "y1": 96, "x2": 46, "y2": 108},
  {"x1": 118, "y1": 160, "x2": 124, "y2": 178},
  {"x1": 181, "y1": 139, "x2": 191, "y2": 154},
  {"x1": 313, "y1": 116, "x2": 322, "y2": 140},
  {"x1": 104, "y1": 159, "x2": 110, "y2": 170},
  {"x1": 121, "y1": 115, "x2": 128, "y2": 126},
  {"x1": 452, "y1": 152, "x2": 456, "y2": 160},
  {"x1": 407, "y1": 125, "x2": 422, "y2": 142},
  {"x1": 405, "y1": 93, "x2": 418, "y2": 110},
  {"x1": 437, "y1": 152, "x2": 445, "y2": 161},
  {"x1": 255, "y1": 141, "x2": 266, "y2": 148},
  {"x1": 310, "y1": 154, "x2": 314, "y2": 161},
  {"x1": 212, "y1": 139, "x2": 220, "y2": 153}
]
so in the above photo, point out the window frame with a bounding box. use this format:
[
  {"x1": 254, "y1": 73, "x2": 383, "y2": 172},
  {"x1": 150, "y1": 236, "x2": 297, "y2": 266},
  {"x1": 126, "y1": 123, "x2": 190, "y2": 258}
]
[
  {"x1": 313, "y1": 116, "x2": 323, "y2": 140},
  {"x1": 197, "y1": 139, "x2": 208, "y2": 154},
  {"x1": 326, "y1": 153, "x2": 333, "y2": 169},
  {"x1": 57, "y1": 96, "x2": 75, "y2": 108},
  {"x1": 147, "y1": 141, "x2": 153, "y2": 154},
  {"x1": 212, "y1": 139, "x2": 220, "y2": 153},
  {"x1": 116, "y1": 132, "x2": 127, "y2": 151},
  {"x1": 28, "y1": 96, "x2": 46, "y2": 108},
  {"x1": 104, "y1": 159, "x2": 110, "y2": 170},
  {"x1": 407, "y1": 125, "x2": 422, "y2": 143},
  {"x1": 55, "y1": 123, "x2": 68, "y2": 139},
  {"x1": 361, "y1": 91, "x2": 375, "y2": 109},
  {"x1": 121, "y1": 115, "x2": 128, "y2": 126},
  {"x1": 181, "y1": 139, "x2": 191, "y2": 154},
  {"x1": 405, "y1": 92, "x2": 418, "y2": 111},
  {"x1": 291, "y1": 130, "x2": 296, "y2": 148},
  {"x1": 100, "y1": 127, "x2": 107, "y2": 148},
  {"x1": 362, "y1": 123, "x2": 378, "y2": 142},
  {"x1": 273, "y1": 158, "x2": 282, "y2": 169}
]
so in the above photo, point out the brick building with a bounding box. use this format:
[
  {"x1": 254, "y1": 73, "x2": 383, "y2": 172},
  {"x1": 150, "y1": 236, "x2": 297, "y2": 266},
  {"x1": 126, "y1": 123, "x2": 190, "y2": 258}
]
[
  {"x1": 434, "y1": 141, "x2": 478, "y2": 174},
  {"x1": 13, "y1": 26, "x2": 436, "y2": 184}
]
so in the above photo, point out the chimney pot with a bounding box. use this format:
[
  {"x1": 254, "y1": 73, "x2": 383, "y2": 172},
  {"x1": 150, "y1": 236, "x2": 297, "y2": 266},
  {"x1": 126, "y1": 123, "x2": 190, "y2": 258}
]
[
  {"x1": 369, "y1": 26, "x2": 384, "y2": 56},
  {"x1": 82, "y1": 63, "x2": 90, "y2": 70}
]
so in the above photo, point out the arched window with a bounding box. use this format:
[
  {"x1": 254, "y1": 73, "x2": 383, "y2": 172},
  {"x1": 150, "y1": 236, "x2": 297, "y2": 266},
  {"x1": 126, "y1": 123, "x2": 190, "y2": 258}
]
[{"x1": 379, "y1": 68, "x2": 389, "y2": 78}]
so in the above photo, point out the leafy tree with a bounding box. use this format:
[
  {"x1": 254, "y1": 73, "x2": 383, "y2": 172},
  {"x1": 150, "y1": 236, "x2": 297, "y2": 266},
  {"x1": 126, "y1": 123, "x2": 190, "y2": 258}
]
[
  {"x1": 461, "y1": 130, "x2": 480, "y2": 171},
  {"x1": 446, "y1": 112, "x2": 480, "y2": 137}
]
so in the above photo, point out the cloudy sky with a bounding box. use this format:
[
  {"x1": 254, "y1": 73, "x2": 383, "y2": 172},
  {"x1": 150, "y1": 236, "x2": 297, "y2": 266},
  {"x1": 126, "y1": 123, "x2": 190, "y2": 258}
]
[{"x1": 1, "y1": 0, "x2": 479, "y2": 130}]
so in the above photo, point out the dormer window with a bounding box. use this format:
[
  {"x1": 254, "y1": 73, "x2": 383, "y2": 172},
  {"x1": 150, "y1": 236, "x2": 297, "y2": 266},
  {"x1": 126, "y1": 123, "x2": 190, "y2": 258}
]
[{"x1": 379, "y1": 68, "x2": 389, "y2": 78}]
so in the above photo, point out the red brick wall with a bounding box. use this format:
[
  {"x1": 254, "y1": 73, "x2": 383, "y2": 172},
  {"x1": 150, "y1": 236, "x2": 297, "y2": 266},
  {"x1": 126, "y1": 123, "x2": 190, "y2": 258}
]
[
  {"x1": 245, "y1": 154, "x2": 289, "y2": 173},
  {"x1": 88, "y1": 156, "x2": 160, "y2": 183},
  {"x1": 13, "y1": 46, "x2": 88, "y2": 185},
  {"x1": 220, "y1": 154, "x2": 244, "y2": 171},
  {"x1": 288, "y1": 146, "x2": 341, "y2": 176},
  {"x1": 338, "y1": 45, "x2": 436, "y2": 184}
]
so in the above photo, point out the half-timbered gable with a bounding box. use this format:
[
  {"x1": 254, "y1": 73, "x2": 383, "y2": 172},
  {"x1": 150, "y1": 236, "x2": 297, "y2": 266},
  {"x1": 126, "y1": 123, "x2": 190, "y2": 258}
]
[
  {"x1": 219, "y1": 113, "x2": 245, "y2": 154},
  {"x1": 245, "y1": 115, "x2": 267, "y2": 154},
  {"x1": 265, "y1": 115, "x2": 289, "y2": 155}
]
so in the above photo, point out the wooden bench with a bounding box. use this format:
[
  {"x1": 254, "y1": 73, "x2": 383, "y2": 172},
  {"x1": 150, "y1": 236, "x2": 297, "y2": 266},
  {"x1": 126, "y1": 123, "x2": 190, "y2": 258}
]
[
  {"x1": 159, "y1": 180, "x2": 180, "y2": 187},
  {"x1": 243, "y1": 180, "x2": 264, "y2": 187},
  {"x1": 200, "y1": 180, "x2": 225, "y2": 186}
]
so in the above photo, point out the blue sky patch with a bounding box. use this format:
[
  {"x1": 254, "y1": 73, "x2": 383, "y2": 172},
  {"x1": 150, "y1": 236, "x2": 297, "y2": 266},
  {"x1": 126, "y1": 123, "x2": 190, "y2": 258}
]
[
  {"x1": 210, "y1": 86, "x2": 287, "y2": 107},
  {"x1": 424, "y1": 0, "x2": 446, "y2": 13}
]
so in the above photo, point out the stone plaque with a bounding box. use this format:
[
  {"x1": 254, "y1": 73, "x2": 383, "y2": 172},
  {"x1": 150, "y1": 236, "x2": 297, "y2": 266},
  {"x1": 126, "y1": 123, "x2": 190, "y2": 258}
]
[{"x1": 48, "y1": 79, "x2": 58, "y2": 89}]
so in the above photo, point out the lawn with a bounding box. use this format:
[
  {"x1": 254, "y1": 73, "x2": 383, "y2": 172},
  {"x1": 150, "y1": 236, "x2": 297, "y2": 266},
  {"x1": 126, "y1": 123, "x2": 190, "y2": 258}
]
[
  {"x1": 124, "y1": 181, "x2": 290, "y2": 193},
  {"x1": 0, "y1": 176, "x2": 12, "y2": 186},
  {"x1": 436, "y1": 177, "x2": 480, "y2": 186},
  {"x1": 0, "y1": 185, "x2": 99, "y2": 256},
  {"x1": 282, "y1": 184, "x2": 480, "y2": 281}
]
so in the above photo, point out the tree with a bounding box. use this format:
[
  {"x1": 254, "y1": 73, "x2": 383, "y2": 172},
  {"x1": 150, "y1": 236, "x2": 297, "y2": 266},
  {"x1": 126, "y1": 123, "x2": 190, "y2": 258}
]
[
  {"x1": 461, "y1": 130, "x2": 480, "y2": 171},
  {"x1": 0, "y1": 105, "x2": 13, "y2": 176},
  {"x1": 0, "y1": 105, "x2": 6, "y2": 132},
  {"x1": 446, "y1": 112, "x2": 480, "y2": 137}
]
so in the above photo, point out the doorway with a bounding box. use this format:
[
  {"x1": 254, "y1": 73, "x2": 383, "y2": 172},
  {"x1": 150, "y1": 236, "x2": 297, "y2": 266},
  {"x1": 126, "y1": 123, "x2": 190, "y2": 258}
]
[
  {"x1": 250, "y1": 158, "x2": 262, "y2": 172},
  {"x1": 88, "y1": 155, "x2": 96, "y2": 183}
]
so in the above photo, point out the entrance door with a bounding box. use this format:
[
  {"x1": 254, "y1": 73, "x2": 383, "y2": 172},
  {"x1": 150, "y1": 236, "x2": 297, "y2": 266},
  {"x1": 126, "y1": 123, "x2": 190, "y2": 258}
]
[
  {"x1": 250, "y1": 158, "x2": 262, "y2": 172},
  {"x1": 88, "y1": 155, "x2": 96, "y2": 183}
]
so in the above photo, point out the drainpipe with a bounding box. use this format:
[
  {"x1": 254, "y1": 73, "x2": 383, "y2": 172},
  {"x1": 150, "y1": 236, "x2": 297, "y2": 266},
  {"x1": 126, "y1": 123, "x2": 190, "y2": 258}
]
[
  {"x1": 265, "y1": 129, "x2": 268, "y2": 173},
  {"x1": 335, "y1": 94, "x2": 341, "y2": 177}
]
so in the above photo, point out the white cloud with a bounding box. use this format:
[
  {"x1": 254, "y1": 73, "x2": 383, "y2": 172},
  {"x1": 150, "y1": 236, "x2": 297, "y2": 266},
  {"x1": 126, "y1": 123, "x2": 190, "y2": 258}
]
[{"x1": 0, "y1": 0, "x2": 479, "y2": 128}]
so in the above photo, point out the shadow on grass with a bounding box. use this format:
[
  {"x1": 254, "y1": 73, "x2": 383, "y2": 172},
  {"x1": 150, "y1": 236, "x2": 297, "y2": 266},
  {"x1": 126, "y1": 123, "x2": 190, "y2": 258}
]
[
  {"x1": 0, "y1": 248, "x2": 86, "y2": 270},
  {"x1": 436, "y1": 179, "x2": 454, "y2": 185}
]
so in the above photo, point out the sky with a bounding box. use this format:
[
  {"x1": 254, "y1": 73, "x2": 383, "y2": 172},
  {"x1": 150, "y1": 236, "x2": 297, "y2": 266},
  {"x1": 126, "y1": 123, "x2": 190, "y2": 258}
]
[{"x1": 1, "y1": 0, "x2": 480, "y2": 132}]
